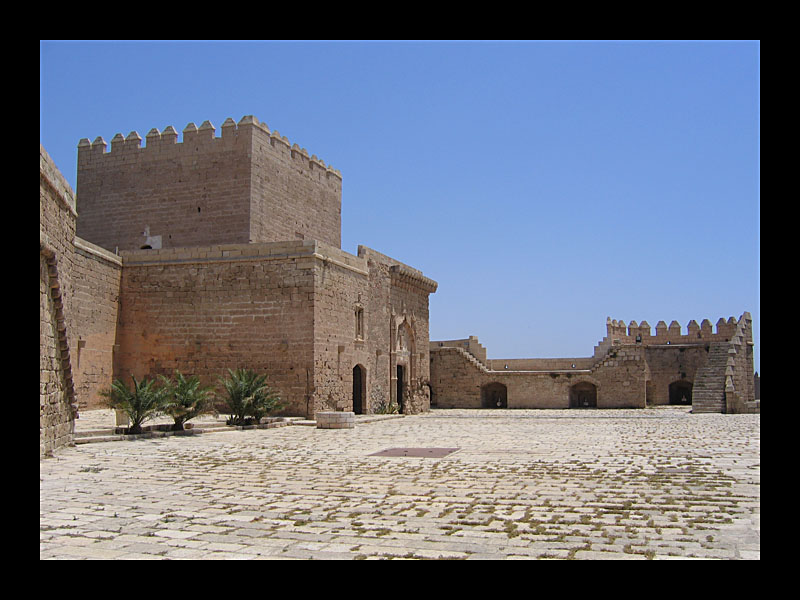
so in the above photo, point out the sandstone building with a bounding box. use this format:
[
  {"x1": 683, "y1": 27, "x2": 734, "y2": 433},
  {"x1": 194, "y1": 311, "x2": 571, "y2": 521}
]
[{"x1": 40, "y1": 116, "x2": 438, "y2": 457}]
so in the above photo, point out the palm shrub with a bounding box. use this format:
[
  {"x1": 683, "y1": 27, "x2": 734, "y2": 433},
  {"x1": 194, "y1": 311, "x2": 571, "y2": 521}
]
[
  {"x1": 101, "y1": 375, "x2": 168, "y2": 434},
  {"x1": 218, "y1": 368, "x2": 284, "y2": 426},
  {"x1": 159, "y1": 370, "x2": 215, "y2": 431},
  {"x1": 373, "y1": 396, "x2": 399, "y2": 414}
]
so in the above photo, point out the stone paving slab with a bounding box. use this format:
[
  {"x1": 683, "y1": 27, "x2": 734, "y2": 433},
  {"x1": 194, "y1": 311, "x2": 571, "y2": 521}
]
[{"x1": 41, "y1": 407, "x2": 759, "y2": 560}]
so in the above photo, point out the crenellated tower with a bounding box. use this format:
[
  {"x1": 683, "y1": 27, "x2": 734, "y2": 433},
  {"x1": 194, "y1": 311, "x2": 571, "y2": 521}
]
[{"x1": 76, "y1": 115, "x2": 342, "y2": 253}]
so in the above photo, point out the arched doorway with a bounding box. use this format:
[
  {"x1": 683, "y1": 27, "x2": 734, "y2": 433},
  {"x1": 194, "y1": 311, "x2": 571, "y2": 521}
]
[
  {"x1": 426, "y1": 382, "x2": 436, "y2": 407},
  {"x1": 481, "y1": 382, "x2": 507, "y2": 408},
  {"x1": 353, "y1": 365, "x2": 366, "y2": 414},
  {"x1": 396, "y1": 364, "x2": 405, "y2": 414},
  {"x1": 669, "y1": 380, "x2": 693, "y2": 405},
  {"x1": 569, "y1": 382, "x2": 597, "y2": 408}
]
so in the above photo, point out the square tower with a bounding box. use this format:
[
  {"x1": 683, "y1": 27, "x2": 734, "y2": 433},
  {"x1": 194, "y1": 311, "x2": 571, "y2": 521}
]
[{"x1": 76, "y1": 116, "x2": 342, "y2": 252}]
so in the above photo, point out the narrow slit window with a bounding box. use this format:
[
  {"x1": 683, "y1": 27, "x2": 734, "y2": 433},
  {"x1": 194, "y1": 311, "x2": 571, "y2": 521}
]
[{"x1": 355, "y1": 306, "x2": 364, "y2": 340}]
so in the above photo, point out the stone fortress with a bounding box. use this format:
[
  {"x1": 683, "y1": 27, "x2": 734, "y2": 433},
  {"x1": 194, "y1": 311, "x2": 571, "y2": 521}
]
[{"x1": 40, "y1": 114, "x2": 758, "y2": 458}]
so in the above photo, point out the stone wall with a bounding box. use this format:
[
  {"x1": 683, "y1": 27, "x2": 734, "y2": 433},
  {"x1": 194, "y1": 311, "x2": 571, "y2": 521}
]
[
  {"x1": 40, "y1": 145, "x2": 78, "y2": 457},
  {"x1": 249, "y1": 119, "x2": 342, "y2": 248},
  {"x1": 486, "y1": 357, "x2": 595, "y2": 371},
  {"x1": 308, "y1": 244, "x2": 437, "y2": 416},
  {"x1": 309, "y1": 243, "x2": 371, "y2": 414},
  {"x1": 429, "y1": 345, "x2": 639, "y2": 409},
  {"x1": 430, "y1": 316, "x2": 755, "y2": 411},
  {"x1": 114, "y1": 241, "x2": 319, "y2": 416},
  {"x1": 429, "y1": 348, "x2": 485, "y2": 408},
  {"x1": 71, "y1": 238, "x2": 122, "y2": 410},
  {"x1": 367, "y1": 247, "x2": 437, "y2": 415},
  {"x1": 642, "y1": 345, "x2": 709, "y2": 405},
  {"x1": 111, "y1": 240, "x2": 437, "y2": 419}
]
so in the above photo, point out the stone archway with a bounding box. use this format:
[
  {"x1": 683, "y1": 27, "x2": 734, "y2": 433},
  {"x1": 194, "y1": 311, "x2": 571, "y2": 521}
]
[
  {"x1": 569, "y1": 382, "x2": 597, "y2": 408},
  {"x1": 669, "y1": 380, "x2": 693, "y2": 405},
  {"x1": 426, "y1": 382, "x2": 436, "y2": 407},
  {"x1": 481, "y1": 382, "x2": 507, "y2": 408},
  {"x1": 353, "y1": 364, "x2": 366, "y2": 414}
]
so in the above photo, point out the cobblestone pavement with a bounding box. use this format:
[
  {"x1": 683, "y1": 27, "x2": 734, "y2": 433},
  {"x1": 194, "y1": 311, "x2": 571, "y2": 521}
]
[{"x1": 40, "y1": 407, "x2": 760, "y2": 560}]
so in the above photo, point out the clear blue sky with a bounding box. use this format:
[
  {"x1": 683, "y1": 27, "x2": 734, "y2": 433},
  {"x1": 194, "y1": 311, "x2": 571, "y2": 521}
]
[{"x1": 40, "y1": 40, "x2": 760, "y2": 372}]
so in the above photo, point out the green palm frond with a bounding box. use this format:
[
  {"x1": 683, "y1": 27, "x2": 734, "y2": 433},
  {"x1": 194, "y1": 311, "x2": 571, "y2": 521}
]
[
  {"x1": 100, "y1": 375, "x2": 168, "y2": 434},
  {"x1": 217, "y1": 368, "x2": 284, "y2": 425},
  {"x1": 160, "y1": 370, "x2": 214, "y2": 430}
]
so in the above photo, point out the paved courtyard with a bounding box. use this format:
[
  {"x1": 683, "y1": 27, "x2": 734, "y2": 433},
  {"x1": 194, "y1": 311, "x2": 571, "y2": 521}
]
[{"x1": 40, "y1": 407, "x2": 760, "y2": 560}]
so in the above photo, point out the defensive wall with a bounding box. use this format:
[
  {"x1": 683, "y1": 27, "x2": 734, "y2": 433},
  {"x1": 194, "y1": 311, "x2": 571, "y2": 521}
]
[
  {"x1": 430, "y1": 314, "x2": 757, "y2": 413},
  {"x1": 40, "y1": 145, "x2": 79, "y2": 456}
]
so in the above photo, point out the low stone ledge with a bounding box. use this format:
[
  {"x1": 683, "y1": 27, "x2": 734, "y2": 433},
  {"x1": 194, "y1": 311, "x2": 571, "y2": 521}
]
[{"x1": 316, "y1": 411, "x2": 355, "y2": 429}]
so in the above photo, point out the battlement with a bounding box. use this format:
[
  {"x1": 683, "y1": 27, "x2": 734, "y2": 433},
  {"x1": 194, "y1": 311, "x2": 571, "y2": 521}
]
[
  {"x1": 77, "y1": 115, "x2": 342, "y2": 180},
  {"x1": 602, "y1": 314, "x2": 751, "y2": 346}
]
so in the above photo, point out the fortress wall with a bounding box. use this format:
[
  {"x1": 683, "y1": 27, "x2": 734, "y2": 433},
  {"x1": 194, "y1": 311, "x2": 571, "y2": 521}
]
[
  {"x1": 310, "y1": 244, "x2": 372, "y2": 415},
  {"x1": 643, "y1": 345, "x2": 710, "y2": 405},
  {"x1": 310, "y1": 244, "x2": 437, "y2": 415},
  {"x1": 498, "y1": 373, "x2": 585, "y2": 408},
  {"x1": 431, "y1": 337, "x2": 487, "y2": 364},
  {"x1": 589, "y1": 345, "x2": 648, "y2": 408},
  {"x1": 487, "y1": 357, "x2": 595, "y2": 371},
  {"x1": 40, "y1": 145, "x2": 78, "y2": 456},
  {"x1": 602, "y1": 317, "x2": 739, "y2": 346},
  {"x1": 429, "y1": 348, "x2": 483, "y2": 408},
  {"x1": 115, "y1": 241, "x2": 320, "y2": 416},
  {"x1": 383, "y1": 252, "x2": 437, "y2": 414},
  {"x1": 71, "y1": 238, "x2": 122, "y2": 410},
  {"x1": 249, "y1": 120, "x2": 342, "y2": 248}
]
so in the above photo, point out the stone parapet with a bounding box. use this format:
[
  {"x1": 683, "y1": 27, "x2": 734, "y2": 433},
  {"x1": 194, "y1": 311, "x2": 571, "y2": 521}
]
[{"x1": 316, "y1": 411, "x2": 355, "y2": 429}]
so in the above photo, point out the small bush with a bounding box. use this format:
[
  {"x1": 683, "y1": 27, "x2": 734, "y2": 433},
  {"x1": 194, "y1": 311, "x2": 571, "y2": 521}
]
[
  {"x1": 218, "y1": 368, "x2": 284, "y2": 426},
  {"x1": 159, "y1": 370, "x2": 215, "y2": 430},
  {"x1": 101, "y1": 375, "x2": 168, "y2": 434},
  {"x1": 373, "y1": 397, "x2": 399, "y2": 414}
]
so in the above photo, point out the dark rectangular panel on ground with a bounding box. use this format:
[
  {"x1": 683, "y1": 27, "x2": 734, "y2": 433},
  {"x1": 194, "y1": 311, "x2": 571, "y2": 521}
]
[{"x1": 369, "y1": 448, "x2": 460, "y2": 458}]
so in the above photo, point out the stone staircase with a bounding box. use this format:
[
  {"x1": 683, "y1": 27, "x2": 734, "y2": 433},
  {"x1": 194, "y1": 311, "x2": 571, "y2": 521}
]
[
  {"x1": 453, "y1": 346, "x2": 491, "y2": 373},
  {"x1": 691, "y1": 342, "x2": 730, "y2": 413}
]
